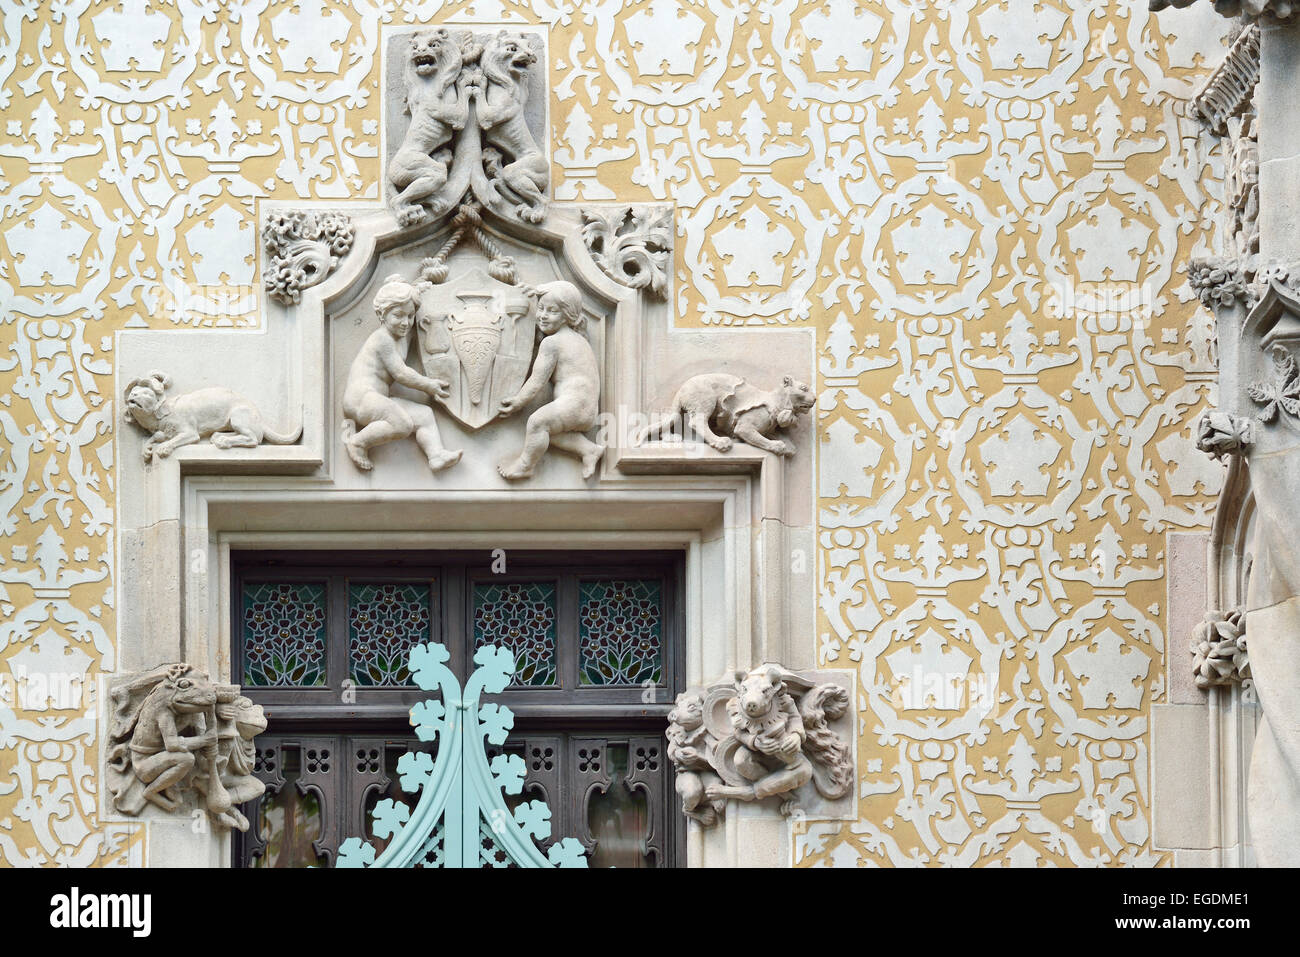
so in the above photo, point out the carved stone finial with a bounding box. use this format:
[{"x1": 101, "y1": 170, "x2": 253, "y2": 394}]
[
  {"x1": 667, "y1": 666, "x2": 853, "y2": 824},
  {"x1": 122, "y1": 371, "x2": 302, "y2": 463},
  {"x1": 1192, "y1": 608, "x2": 1252, "y2": 690},
  {"x1": 637, "y1": 373, "x2": 815, "y2": 456},
  {"x1": 263, "y1": 210, "x2": 355, "y2": 306},
  {"x1": 580, "y1": 206, "x2": 673, "y2": 299},
  {"x1": 1150, "y1": 0, "x2": 1299, "y2": 21},
  {"x1": 106, "y1": 664, "x2": 267, "y2": 831}
]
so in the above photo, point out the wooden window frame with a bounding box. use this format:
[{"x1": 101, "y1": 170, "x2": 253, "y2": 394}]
[{"x1": 231, "y1": 548, "x2": 685, "y2": 867}]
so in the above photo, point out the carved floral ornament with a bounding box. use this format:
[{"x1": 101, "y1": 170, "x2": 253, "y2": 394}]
[{"x1": 1191, "y1": 608, "x2": 1252, "y2": 691}]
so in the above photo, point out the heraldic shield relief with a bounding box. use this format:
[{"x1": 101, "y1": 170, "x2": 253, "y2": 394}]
[
  {"x1": 316, "y1": 24, "x2": 622, "y2": 483},
  {"x1": 417, "y1": 267, "x2": 535, "y2": 431}
]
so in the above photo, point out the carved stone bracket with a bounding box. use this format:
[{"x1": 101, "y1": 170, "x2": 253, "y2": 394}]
[
  {"x1": 667, "y1": 665, "x2": 854, "y2": 825},
  {"x1": 580, "y1": 206, "x2": 672, "y2": 299},
  {"x1": 106, "y1": 664, "x2": 267, "y2": 831},
  {"x1": 263, "y1": 210, "x2": 355, "y2": 306},
  {"x1": 1192, "y1": 608, "x2": 1252, "y2": 690},
  {"x1": 638, "y1": 374, "x2": 815, "y2": 456}
]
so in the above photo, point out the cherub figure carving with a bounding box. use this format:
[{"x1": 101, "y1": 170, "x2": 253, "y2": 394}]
[
  {"x1": 666, "y1": 691, "x2": 726, "y2": 825},
  {"x1": 342, "y1": 273, "x2": 463, "y2": 473},
  {"x1": 105, "y1": 664, "x2": 267, "y2": 831},
  {"x1": 497, "y1": 280, "x2": 604, "y2": 480},
  {"x1": 472, "y1": 30, "x2": 549, "y2": 224},
  {"x1": 667, "y1": 665, "x2": 853, "y2": 824},
  {"x1": 123, "y1": 371, "x2": 301, "y2": 464},
  {"x1": 390, "y1": 28, "x2": 474, "y2": 226},
  {"x1": 637, "y1": 373, "x2": 815, "y2": 456}
]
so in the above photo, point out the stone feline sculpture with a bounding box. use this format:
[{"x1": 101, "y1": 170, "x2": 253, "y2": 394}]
[
  {"x1": 342, "y1": 273, "x2": 463, "y2": 473},
  {"x1": 390, "y1": 28, "x2": 474, "y2": 226},
  {"x1": 666, "y1": 691, "x2": 726, "y2": 825},
  {"x1": 123, "y1": 371, "x2": 302, "y2": 463},
  {"x1": 638, "y1": 373, "x2": 815, "y2": 456},
  {"x1": 667, "y1": 666, "x2": 853, "y2": 823},
  {"x1": 497, "y1": 280, "x2": 604, "y2": 479},
  {"x1": 472, "y1": 30, "x2": 548, "y2": 224},
  {"x1": 106, "y1": 664, "x2": 267, "y2": 831}
]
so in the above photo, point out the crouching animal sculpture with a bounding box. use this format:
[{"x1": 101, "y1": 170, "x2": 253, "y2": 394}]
[
  {"x1": 666, "y1": 665, "x2": 853, "y2": 823},
  {"x1": 123, "y1": 370, "x2": 301, "y2": 464},
  {"x1": 106, "y1": 664, "x2": 267, "y2": 831},
  {"x1": 637, "y1": 373, "x2": 815, "y2": 456}
]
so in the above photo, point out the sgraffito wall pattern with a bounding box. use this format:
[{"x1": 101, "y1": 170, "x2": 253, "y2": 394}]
[{"x1": 0, "y1": 0, "x2": 1228, "y2": 866}]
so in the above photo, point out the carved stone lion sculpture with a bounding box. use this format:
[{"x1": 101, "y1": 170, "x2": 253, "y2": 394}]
[
  {"x1": 667, "y1": 666, "x2": 853, "y2": 823},
  {"x1": 473, "y1": 30, "x2": 548, "y2": 224},
  {"x1": 638, "y1": 373, "x2": 816, "y2": 456},
  {"x1": 390, "y1": 28, "x2": 474, "y2": 226},
  {"x1": 106, "y1": 664, "x2": 267, "y2": 831},
  {"x1": 123, "y1": 370, "x2": 302, "y2": 464}
]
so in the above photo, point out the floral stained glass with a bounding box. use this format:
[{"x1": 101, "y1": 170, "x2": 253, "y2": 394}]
[
  {"x1": 242, "y1": 582, "x2": 327, "y2": 686},
  {"x1": 348, "y1": 582, "x2": 432, "y2": 686},
  {"x1": 473, "y1": 582, "x2": 557, "y2": 686},
  {"x1": 578, "y1": 580, "x2": 662, "y2": 686}
]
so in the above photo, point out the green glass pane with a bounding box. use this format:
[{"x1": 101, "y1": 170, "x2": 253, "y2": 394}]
[
  {"x1": 578, "y1": 579, "x2": 662, "y2": 686},
  {"x1": 242, "y1": 582, "x2": 326, "y2": 687},
  {"x1": 348, "y1": 582, "x2": 432, "y2": 686},
  {"x1": 473, "y1": 581, "x2": 557, "y2": 686}
]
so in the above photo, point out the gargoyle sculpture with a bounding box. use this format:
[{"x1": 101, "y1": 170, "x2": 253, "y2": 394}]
[
  {"x1": 638, "y1": 373, "x2": 815, "y2": 456},
  {"x1": 667, "y1": 665, "x2": 853, "y2": 822},
  {"x1": 123, "y1": 371, "x2": 302, "y2": 464},
  {"x1": 106, "y1": 664, "x2": 267, "y2": 831}
]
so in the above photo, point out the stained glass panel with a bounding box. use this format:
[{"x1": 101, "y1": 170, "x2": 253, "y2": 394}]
[
  {"x1": 242, "y1": 582, "x2": 327, "y2": 686},
  {"x1": 472, "y1": 582, "x2": 557, "y2": 686},
  {"x1": 348, "y1": 582, "x2": 432, "y2": 686},
  {"x1": 578, "y1": 579, "x2": 662, "y2": 686}
]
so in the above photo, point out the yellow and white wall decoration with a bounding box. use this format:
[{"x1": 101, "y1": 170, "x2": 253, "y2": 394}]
[{"x1": 0, "y1": 0, "x2": 1231, "y2": 866}]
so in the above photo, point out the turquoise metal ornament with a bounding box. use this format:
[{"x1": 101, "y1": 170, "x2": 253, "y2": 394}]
[{"x1": 337, "y1": 642, "x2": 588, "y2": 868}]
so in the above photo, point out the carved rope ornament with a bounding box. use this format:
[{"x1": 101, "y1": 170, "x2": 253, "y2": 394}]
[
  {"x1": 106, "y1": 664, "x2": 267, "y2": 831},
  {"x1": 337, "y1": 642, "x2": 587, "y2": 868}
]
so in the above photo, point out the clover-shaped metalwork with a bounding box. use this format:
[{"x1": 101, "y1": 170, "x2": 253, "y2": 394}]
[{"x1": 337, "y1": 641, "x2": 587, "y2": 869}]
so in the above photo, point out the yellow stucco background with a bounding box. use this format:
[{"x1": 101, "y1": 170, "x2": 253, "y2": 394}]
[{"x1": 0, "y1": 0, "x2": 1230, "y2": 866}]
